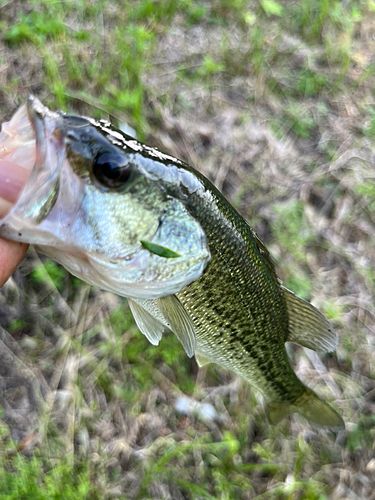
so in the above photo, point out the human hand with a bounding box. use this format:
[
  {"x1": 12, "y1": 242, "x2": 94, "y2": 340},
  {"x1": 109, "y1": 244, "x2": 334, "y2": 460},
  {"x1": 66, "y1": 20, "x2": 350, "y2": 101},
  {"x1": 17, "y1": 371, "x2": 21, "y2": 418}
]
[
  {"x1": 0, "y1": 239, "x2": 28, "y2": 286},
  {"x1": 0, "y1": 175, "x2": 28, "y2": 286},
  {"x1": 0, "y1": 160, "x2": 29, "y2": 286},
  {"x1": 0, "y1": 105, "x2": 34, "y2": 287}
]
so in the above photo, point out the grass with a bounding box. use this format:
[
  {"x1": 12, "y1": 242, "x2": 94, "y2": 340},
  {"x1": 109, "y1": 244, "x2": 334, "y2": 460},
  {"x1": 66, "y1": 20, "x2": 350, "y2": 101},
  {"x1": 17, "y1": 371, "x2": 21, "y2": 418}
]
[
  {"x1": 0, "y1": 0, "x2": 374, "y2": 498},
  {"x1": 0, "y1": 421, "x2": 92, "y2": 499}
]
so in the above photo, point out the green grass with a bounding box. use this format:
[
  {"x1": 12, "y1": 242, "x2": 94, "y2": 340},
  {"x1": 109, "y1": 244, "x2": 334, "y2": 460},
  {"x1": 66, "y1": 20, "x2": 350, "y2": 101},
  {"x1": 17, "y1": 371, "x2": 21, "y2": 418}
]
[
  {"x1": 0, "y1": 457, "x2": 91, "y2": 499},
  {"x1": 0, "y1": 0, "x2": 214, "y2": 136},
  {"x1": 362, "y1": 108, "x2": 375, "y2": 137},
  {"x1": 31, "y1": 261, "x2": 68, "y2": 292},
  {"x1": 271, "y1": 200, "x2": 315, "y2": 298},
  {"x1": 1, "y1": 0, "x2": 370, "y2": 139},
  {"x1": 0, "y1": 424, "x2": 92, "y2": 499},
  {"x1": 272, "y1": 200, "x2": 314, "y2": 262},
  {"x1": 0, "y1": 0, "x2": 374, "y2": 497}
]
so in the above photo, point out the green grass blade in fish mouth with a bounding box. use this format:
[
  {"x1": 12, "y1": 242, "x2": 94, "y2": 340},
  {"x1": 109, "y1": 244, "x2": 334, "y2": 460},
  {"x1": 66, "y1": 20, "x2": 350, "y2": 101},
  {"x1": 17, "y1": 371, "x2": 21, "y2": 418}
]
[{"x1": 141, "y1": 240, "x2": 181, "y2": 258}]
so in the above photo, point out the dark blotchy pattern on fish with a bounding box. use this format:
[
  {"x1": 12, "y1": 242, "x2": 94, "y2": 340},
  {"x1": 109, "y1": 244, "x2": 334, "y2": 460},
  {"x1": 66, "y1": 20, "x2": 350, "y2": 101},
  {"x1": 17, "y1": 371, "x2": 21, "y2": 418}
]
[{"x1": 179, "y1": 187, "x2": 303, "y2": 402}]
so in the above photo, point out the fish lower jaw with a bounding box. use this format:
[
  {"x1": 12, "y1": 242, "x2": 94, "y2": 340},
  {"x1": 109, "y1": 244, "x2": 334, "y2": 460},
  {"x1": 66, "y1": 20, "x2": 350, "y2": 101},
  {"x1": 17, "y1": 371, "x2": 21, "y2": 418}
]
[{"x1": 33, "y1": 244, "x2": 208, "y2": 300}]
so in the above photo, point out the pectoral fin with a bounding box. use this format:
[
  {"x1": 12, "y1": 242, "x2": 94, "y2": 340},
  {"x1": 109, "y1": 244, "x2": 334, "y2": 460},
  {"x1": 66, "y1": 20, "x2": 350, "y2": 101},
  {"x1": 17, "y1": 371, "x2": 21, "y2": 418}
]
[
  {"x1": 128, "y1": 299, "x2": 164, "y2": 346},
  {"x1": 282, "y1": 286, "x2": 337, "y2": 352},
  {"x1": 158, "y1": 295, "x2": 196, "y2": 357}
]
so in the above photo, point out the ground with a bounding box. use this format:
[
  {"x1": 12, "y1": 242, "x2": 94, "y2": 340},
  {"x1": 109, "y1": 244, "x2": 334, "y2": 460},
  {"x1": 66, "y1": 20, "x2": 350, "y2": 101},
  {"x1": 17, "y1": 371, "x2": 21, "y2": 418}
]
[{"x1": 0, "y1": 1, "x2": 374, "y2": 498}]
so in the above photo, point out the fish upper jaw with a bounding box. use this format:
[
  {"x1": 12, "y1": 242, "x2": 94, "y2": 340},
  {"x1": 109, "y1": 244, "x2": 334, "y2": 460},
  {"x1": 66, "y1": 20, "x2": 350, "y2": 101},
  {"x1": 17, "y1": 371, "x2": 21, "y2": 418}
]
[{"x1": 0, "y1": 97, "x2": 75, "y2": 243}]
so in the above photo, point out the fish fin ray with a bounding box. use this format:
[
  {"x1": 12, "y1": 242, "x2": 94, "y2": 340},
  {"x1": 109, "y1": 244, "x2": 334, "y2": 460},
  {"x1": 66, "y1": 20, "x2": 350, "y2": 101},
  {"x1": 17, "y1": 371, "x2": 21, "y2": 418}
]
[
  {"x1": 282, "y1": 286, "x2": 337, "y2": 352},
  {"x1": 158, "y1": 295, "x2": 196, "y2": 357},
  {"x1": 128, "y1": 299, "x2": 164, "y2": 346},
  {"x1": 195, "y1": 353, "x2": 211, "y2": 367},
  {"x1": 267, "y1": 389, "x2": 344, "y2": 428}
]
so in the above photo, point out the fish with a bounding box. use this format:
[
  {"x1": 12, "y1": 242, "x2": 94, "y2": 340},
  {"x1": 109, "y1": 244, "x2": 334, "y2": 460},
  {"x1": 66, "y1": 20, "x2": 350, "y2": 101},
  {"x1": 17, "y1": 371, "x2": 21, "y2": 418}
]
[{"x1": 0, "y1": 97, "x2": 344, "y2": 428}]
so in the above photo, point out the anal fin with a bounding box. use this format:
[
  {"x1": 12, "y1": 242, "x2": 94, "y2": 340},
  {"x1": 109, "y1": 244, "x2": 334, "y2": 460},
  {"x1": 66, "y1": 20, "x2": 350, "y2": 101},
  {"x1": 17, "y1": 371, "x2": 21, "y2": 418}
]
[{"x1": 282, "y1": 286, "x2": 337, "y2": 352}]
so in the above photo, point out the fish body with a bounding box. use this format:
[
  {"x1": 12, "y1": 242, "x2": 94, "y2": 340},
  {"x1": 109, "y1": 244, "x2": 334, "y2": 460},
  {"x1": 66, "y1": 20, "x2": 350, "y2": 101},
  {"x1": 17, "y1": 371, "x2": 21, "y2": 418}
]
[{"x1": 0, "y1": 98, "x2": 343, "y2": 427}]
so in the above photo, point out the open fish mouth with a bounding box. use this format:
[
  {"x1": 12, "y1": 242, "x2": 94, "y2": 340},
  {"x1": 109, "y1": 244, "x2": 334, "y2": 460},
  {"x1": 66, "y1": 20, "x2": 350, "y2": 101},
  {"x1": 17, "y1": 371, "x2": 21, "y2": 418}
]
[
  {"x1": 0, "y1": 97, "x2": 69, "y2": 229},
  {"x1": 0, "y1": 98, "x2": 37, "y2": 217},
  {"x1": 0, "y1": 97, "x2": 74, "y2": 244},
  {"x1": 0, "y1": 98, "x2": 210, "y2": 299}
]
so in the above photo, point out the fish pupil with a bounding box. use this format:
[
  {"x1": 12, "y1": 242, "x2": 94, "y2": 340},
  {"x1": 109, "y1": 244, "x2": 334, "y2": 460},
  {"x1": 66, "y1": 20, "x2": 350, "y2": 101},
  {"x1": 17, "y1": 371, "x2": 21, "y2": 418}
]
[{"x1": 92, "y1": 151, "x2": 131, "y2": 188}]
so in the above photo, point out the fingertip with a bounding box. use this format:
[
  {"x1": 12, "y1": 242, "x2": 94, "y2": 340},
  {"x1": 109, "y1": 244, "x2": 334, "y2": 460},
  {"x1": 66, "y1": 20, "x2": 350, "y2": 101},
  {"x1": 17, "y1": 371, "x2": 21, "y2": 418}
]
[{"x1": 0, "y1": 239, "x2": 28, "y2": 286}]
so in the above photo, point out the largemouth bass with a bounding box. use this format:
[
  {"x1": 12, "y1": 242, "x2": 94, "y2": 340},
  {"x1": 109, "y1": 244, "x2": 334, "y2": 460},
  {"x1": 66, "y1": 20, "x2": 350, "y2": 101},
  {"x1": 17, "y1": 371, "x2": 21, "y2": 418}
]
[{"x1": 0, "y1": 97, "x2": 344, "y2": 428}]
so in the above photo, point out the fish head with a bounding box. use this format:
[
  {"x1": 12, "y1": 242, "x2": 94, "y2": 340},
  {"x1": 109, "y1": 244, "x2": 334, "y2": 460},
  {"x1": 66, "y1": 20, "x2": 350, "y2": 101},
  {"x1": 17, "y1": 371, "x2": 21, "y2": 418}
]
[{"x1": 0, "y1": 97, "x2": 210, "y2": 299}]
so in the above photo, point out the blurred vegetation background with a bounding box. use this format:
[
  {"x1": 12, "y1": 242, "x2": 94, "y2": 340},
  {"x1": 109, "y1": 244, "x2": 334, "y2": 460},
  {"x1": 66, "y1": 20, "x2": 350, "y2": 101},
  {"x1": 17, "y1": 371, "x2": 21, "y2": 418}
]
[{"x1": 0, "y1": 0, "x2": 374, "y2": 498}]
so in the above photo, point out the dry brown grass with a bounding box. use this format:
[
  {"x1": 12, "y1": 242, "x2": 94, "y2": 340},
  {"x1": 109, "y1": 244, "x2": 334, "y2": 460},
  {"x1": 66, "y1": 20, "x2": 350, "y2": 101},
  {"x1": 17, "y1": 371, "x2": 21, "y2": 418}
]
[{"x1": 0, "y1": 1, "x2": 374, "y2": 498}]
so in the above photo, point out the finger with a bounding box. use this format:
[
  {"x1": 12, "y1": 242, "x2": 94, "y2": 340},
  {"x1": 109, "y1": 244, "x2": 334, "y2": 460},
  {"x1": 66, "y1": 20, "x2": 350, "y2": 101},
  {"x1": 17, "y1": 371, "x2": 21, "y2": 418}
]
[
  {"x1": 0, "y1": 159, "x2": 30, "y2": 205},
  {"x1": 0, "y1": 239, "x2": 28, "y2": 286}
]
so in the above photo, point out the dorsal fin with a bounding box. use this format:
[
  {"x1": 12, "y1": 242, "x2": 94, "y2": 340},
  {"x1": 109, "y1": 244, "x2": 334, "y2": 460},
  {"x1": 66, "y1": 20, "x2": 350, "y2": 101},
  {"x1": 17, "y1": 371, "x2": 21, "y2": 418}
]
[
  {"x1": 282, "y1": 286, "x2": 337, "y2": 352},
  {"x1": 128, "y1": 299, "x2": 165, "y2": 346},
  {"x1": 158, "y1": 295, "x2": 196, "y2": 357}
]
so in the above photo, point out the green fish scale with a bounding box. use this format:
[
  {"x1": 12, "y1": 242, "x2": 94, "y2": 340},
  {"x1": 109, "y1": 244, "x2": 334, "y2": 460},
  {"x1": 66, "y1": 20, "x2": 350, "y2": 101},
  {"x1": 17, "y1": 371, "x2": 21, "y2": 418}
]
[{"x1": 178, "y1": 187, "x2": 306, "y2": 403}]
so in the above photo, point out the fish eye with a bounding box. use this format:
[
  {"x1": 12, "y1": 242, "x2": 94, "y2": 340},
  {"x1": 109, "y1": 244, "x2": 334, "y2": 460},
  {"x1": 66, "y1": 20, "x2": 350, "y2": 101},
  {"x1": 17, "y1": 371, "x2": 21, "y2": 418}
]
[{"x1": 92, "y1": 151, "x2": 132, "y2": 189}]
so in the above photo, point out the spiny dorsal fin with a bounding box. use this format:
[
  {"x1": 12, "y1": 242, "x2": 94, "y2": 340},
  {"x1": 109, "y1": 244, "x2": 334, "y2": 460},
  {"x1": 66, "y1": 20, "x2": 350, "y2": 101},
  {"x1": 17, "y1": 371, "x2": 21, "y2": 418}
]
[
  {"x1": 158, "y1": 295, "x2": 196, "y2": 357},
  {"x1": 195, "y1": 352, "x2": 211, "y2": 367},
  {"x1": 282, "y1": 286, "x2": 337, "y2": 352},
  {"x1": 128, "y1": 299, "x2": 164, "y2": 346}
]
